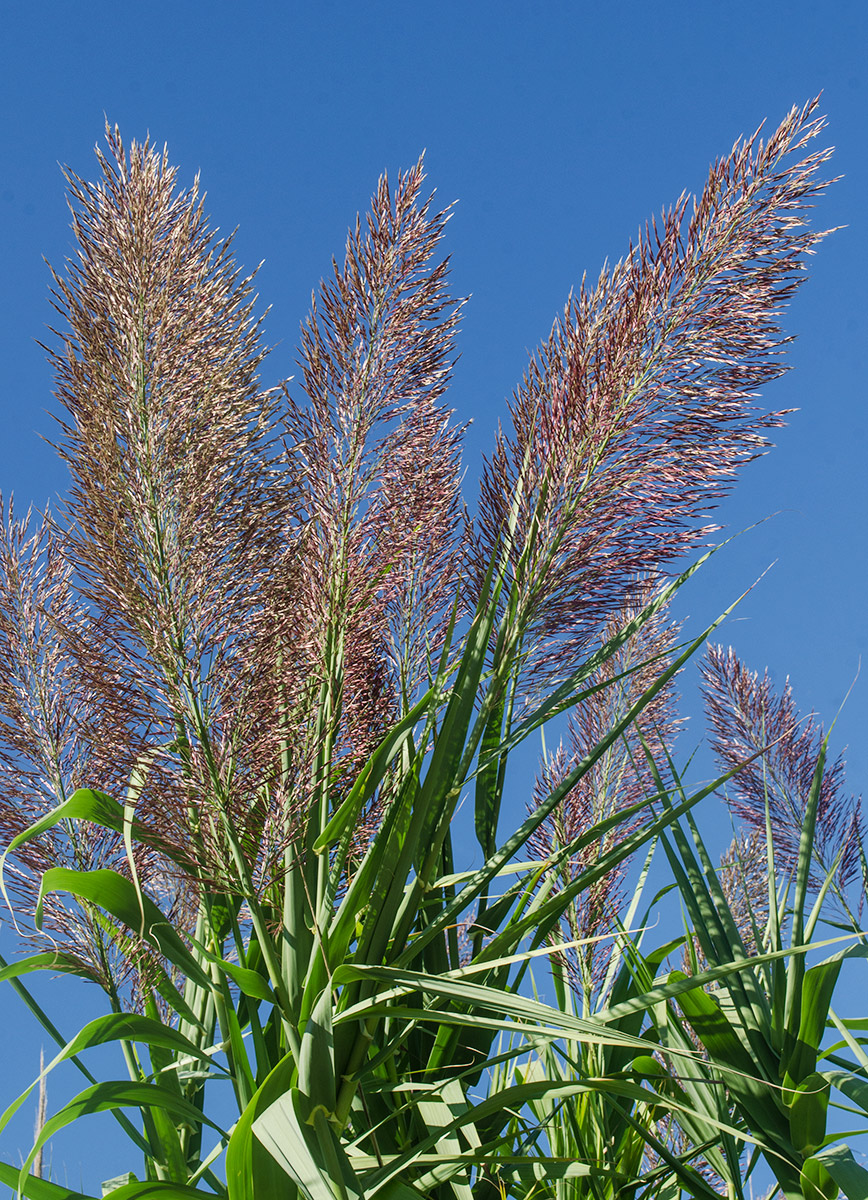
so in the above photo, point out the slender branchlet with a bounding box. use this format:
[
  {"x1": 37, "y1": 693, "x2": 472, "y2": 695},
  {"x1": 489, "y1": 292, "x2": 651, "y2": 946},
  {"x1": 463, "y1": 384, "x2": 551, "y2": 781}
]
[{"x1": 32, "y1": 1048, "x2": 47, "y2": 1180}]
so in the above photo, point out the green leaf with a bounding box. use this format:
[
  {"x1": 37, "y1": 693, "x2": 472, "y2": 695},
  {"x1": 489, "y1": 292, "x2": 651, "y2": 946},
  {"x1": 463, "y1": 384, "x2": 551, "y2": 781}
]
[
  {"x1": 784, "y1": 960, "x2": 843, "y2": 1089},
  {"x1": 299, "y1": 986, "x2": 336, "y2": 1117},
  {"x1": 225, "y1": 1053, "x2": 297, "y2": 1200},
  {"x1": 0, "y1": 956, "x2": 153, "y2": 1158},
  {"x1": 786, "y1": 1072, "x2": 830, "y2": 1157},
  {"x1": 359, "y1": 1076, "x2": 733, "y2": 1199},
  {"x1": 415, "y1": 1078, "x2": 477, "y2": 1199},
  {"x1": 658, "y1": 971, "x2": 789, "y2": 1142},
  {"x1": 101, "y1": 1177, "x2": 138, "y2": 1198},
  {"x1": 785, "y1": 739, "x2": 830, "y2": 1048},
  {"x1": 17, "y1": 1082, "x2": 227, "y2": 1191},
  {"x1": 62, "y1": 1011, "x2": 217, "y2": 1074},
  {"x1": 102, "y1": 1184, "x2": 208, "y2": 1199},
  {"x1": 815, "y1": 1144, "x2": 868, "y2": 1199},
  {"x1": 210, "y1": 958, "x2": 275, "y2": 1003},
  {"x1": 314, "y1": 687, "x2": 433, "y2": 854},
  {"x1": 0, "y1": 788, "x2": 190, "y2": 911},
  {"x1": 474, "y1": 687, "x2": 507, "y2": 859},
  {"x1": 333, "y1": 962, "x2": 686, "y2": 1071},
  {"x1": 1, "y1": 1012, "x2": 222, "y2": 1140},
  {"x1": 0, "y1": 950, "x2": 99, "y2": 985},
  {"x1": 372, "y1": 1182, "x2": 429, "y2": 1200},
  {"x1": 501, "y1": 547, "x2": 717, "y2": 750},
  {"x1": 35, "y1": 868, "x2": 211, "y2": 994},
  {"x1": 0, "y1": 1160, "x2": 98, "y2": 1200},
  {"x1": 400, "y1": 586, "x2": 756, "y2": 976},
  {"x1": 823, "y1": 1070, "x2": 868, "y2": 1117},
  {"x1": 253, "y1": 1087, "x2": 364, "y2": 1200}
]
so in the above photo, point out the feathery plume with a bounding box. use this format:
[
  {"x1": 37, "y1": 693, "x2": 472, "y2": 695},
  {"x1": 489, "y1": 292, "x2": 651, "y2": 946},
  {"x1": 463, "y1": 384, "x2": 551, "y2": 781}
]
[
  {"x1": 718, "y1": 829, "x2": 771, "y2": 958},
  {"x1": 0, "y1": 500, "x2": 186, "y2": 998},
  {"x1": 475, "y1": 99, "x2": 834, "y2": 694},
  {"x1": 0, "y1": 500, "x2": 119, "y2": 975},
  {"x1": 263, "y1": 159, "x2": 465, "y2": 837},
  {"x1": 45, "y1": 124, "x2": 283, "y2": 881},
  {"x1": 702, "y1": 643, "x2": 863, "y2": 901}
]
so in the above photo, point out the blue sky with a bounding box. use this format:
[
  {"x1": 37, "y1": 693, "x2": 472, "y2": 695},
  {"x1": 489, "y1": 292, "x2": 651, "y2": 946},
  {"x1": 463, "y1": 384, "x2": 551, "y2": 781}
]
[{"x1": 0, "y1": 2, "x2": 866, "y2": 1191}]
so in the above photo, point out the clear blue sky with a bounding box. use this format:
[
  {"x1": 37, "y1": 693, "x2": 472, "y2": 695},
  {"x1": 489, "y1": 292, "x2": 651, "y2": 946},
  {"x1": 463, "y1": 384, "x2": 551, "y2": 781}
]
[{"x1": 1, "y1": 3, "x2": 865, "y2": 1191}]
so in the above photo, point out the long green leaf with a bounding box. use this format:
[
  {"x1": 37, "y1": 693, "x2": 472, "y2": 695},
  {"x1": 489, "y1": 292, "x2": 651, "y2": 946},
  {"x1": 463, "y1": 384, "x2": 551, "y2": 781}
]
[
  {"x1": 225, "y1": 1051, "x2": 298, "y2": 1200},
  {"x1": 785, "y1": 737, "x2": 830, "y2": 1055},
  {"x1": 0, "y1": 1162, "x2": 97, "y2": 1200},
  {"x1": 496, "y1": 540, "x2": 734, "y2": 760},
  {"x1": 103, "y1": 1184, "x2": 208, "y2": 1199},
  {"x1": 16, "y1": 1082, "x2": 227, "y2": 1198},
  {"x1": 0, "y1": 787, "x2": 190, "y2": 913},
  {"x1": 0, "y1": 951, "x2": 99, "y2": 986},
  {"x1": 253, "y1": 1087, "x2": 364, "y2": 1200},
  {"x1": 0, "y1": 1012, "x2": 223, "y2": 1140},
  {"x1": 784, "y1": 959, "x2": 842, "y2": 1089},
  {"x1": 298, "y1": 985, "x2": 337, "y2": 1116},
  {"x1": 673, "y1": 972, "x2": 788, "y2": 1134},
  {"x1": 815, "y1": 1143, "x2": 868, "y2": 1199},
  {"x1": 36, "y1": 868, "x2": 211, "y2": 994},
  {"x1": 313, "y1": 687, "x2": 434, "y2": 854},
  {"x1": 399, "y1": 584, "x2": 752, "y2": 975},
  {"x1": 474, "y1": 686, "x2": 507, "y2": 860}
]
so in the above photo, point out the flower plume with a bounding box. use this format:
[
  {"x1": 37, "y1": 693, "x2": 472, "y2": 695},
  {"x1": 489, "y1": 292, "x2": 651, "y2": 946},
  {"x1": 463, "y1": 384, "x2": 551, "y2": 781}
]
[
  {"x1": 41, "y1": 124, "x2": 287, "y2": 880},
  {"x1": 475, "y1": 98, "x2": 834, "y2": 692},
  {"x1": 268, "y1": 158, "x2": 465, "y2": 818},
  {"x1": 0, "y1": 499, "x2": 180, "y2": 993},
  {"x1": 702, "y1": 643, "x2": 863, "y2": 899}
]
